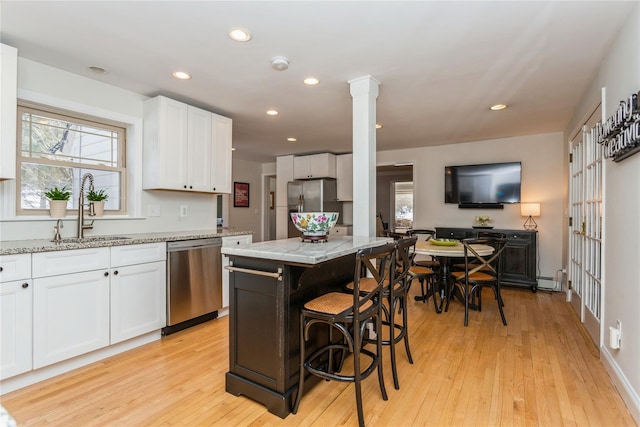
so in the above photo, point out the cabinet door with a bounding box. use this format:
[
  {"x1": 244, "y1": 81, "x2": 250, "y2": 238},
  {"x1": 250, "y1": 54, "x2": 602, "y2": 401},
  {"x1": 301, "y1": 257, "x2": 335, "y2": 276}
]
[
  {"x1": 221, "y1": 235, "x2": 253, "y2": 310},
  {"x1": 186, "y1": 105, "x2": 212, "y2": 192},
  {"x1": 276, "y1": 155, "x2": 294, "y2": 207},
  {"x1": 211, "y1": 113, "x2": 233, "y2": 193},
  {"x1": 143, "y1": 96, "x2": 189, "y2": 190},
  {"x1": 309, "y1": 153, "x2": 336, "y2": 179},
  {"x1": 293, "y1": 156, "x2": 312, "y2": 179},
  {"x1": 1, "y1": 279, "x2": 32, "y2": 379},
  {"x1": 336, "y1": 153, "x2": 353, "y2": 201},
  {"x1": 110, "y1": 261, "x2": 166, "y2": 344},
  {"x1": 33, "y1": 270, "x2": 110, "y2": 369},
  {"x1": 0, "y1": 44, "x2": 17, "y2": 180}
]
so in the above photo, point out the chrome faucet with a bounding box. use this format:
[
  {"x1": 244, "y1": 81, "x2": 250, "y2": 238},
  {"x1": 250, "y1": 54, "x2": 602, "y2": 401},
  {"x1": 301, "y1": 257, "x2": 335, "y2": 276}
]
[
  {"x1": 77, "y1": 173, "x2": 95, "y2": 238},
  {"x1": 53, "y1": 219, "x2": 63, "y2": 243}
]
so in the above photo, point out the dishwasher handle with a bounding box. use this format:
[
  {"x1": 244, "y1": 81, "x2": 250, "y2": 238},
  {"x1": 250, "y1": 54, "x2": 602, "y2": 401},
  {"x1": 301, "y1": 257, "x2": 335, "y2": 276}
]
[{"x1": 167, "y1": 238, "x2": 222, "y2": 251}]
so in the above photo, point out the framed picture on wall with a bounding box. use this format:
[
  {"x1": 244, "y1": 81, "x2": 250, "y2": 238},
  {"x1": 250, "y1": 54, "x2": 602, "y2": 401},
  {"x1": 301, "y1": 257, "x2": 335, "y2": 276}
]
[{"x1": 234, "y1": 182, "x2": 250, "y2": 207}]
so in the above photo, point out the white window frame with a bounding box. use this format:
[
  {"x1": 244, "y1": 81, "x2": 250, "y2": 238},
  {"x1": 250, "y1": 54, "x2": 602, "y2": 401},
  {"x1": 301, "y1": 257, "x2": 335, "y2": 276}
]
[
  {"x1": 17, "y1": 101, "x2": 127, "y2": 215},
  {"x1": 0, "y1": 90, "x2": 143, "y2": 220}
]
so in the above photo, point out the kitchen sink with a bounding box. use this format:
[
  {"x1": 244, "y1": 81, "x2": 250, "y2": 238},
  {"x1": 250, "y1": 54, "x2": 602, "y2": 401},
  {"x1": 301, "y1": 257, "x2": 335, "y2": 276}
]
[{"x1": 51, "y1": 236, "x2": 132, "y2": 243}]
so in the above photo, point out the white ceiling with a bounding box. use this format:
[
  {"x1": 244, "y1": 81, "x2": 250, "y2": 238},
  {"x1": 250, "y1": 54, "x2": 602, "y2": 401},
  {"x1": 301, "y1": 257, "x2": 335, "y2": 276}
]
[{"x1": 1, "y1": 1, "x2": 634, "y2": 163}]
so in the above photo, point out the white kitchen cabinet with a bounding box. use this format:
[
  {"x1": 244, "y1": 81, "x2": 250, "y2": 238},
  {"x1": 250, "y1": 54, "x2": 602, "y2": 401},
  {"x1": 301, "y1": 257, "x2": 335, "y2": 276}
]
[
  {"x1": 110, "y1": 243, "x2": 166, "y2": 344},
  {"x1": 276, "y1": 155, "x2": 294, "y2": 207},
  {"x1": 211, "y1": 113, "x2": 233, "y2": 193},
  {"x1": 336, "y1": 153, "x2": 353, "y2": 201},
  {"x1": 221, "y1": 234, "x2": 253, "y2": 314},
  {"x1": 330, "y1": 225, "x2": 352, "y2": 236},
  {"x1": 293, "y1": 153, "x2": 336, "y2": 179},
  {"x1": 33, "y1": 269, "x2": 110, "y2": 369},
  {"x1": 143, "y1": 96, "x2": 232, "y2": 193},
  {"x1": 186, "y1": 105, "x2": 213, "y2": 192},
  {"x1": 32, "y1": 248, "x2": 111, "y2": 369},
  {"x1": 1, "y1": 253, "x2": 32, "y2": 379},
  {"x1": 0, "y1": 43, "x2": 18, "y2": 180}
]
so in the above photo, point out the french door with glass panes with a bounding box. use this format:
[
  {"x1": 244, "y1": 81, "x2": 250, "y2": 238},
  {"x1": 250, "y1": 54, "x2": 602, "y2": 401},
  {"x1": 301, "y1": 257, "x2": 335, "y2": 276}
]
[{"x1": 568, "y1": 105, "x2": 603, "y2": 347}]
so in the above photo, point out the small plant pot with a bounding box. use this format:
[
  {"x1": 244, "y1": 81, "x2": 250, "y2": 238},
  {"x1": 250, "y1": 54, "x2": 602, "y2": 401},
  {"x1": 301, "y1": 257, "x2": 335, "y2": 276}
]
[
  {"x1": 92, "y1": 201, "x2": 105, "y2": 217},
  {"x1": 49, "y1": 200, "x2": 68, "y2": 218}
]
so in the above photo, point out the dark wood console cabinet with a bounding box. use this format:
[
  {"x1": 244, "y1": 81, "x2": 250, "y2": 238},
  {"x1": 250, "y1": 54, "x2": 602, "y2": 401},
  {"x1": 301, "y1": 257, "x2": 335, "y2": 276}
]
[{"x1": 435, "y1": 227, "x2": 538, "y2": 292}]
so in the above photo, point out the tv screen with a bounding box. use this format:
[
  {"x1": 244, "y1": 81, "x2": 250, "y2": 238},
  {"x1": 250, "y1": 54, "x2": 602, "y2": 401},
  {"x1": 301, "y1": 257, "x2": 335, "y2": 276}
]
[{"x1": 445, "y1": 162, "x2": 521, "y2": 205}]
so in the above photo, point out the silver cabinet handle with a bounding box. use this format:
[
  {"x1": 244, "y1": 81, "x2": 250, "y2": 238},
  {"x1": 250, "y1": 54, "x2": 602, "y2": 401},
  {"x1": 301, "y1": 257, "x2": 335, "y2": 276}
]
[{"x1": 225, "y1": 265, "x2": 282, "y2": 280}]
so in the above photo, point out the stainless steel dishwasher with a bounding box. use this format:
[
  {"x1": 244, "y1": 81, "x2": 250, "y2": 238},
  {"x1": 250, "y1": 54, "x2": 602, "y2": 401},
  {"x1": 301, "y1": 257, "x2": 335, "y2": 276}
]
[{"x1": 164, "y1": 238, "x2": 222, "y2": 335}]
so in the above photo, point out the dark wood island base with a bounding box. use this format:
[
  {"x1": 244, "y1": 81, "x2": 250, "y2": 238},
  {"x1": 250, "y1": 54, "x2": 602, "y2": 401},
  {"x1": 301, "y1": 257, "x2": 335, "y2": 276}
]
[{"x1": 225, "y1": 252, "x2": 358, "y2": 418}]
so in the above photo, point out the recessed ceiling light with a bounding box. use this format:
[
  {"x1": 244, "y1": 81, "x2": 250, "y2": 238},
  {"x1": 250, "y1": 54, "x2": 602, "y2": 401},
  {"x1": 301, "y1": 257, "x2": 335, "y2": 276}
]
[
  {"x1": 287, "y1": 137, "x2": 297, "y2": 142},
  {"x1": 490, "y1": 104, "x2": 508, "y2": 111},
  {"x1": 229, "y1": 27, "x2": 251, "y2": 42},
  {"x1": 303, "y1": 77, "x2": 319, "y2": 85},
  {"x1": 266, "y1": 110, "x2": 279, "y2": 116},
  {"x1": 376, "y1": 123, "x2": 383, "y2": 129},
  {"x1": 172, "y1": 71, "x2": 191, "y2": 80},
  {"x1": 88, "y1": 66, "x2": 107, "y2": 74},
  {"x1": 231, "y1": 147, "x2": 236, "y2": 151}
]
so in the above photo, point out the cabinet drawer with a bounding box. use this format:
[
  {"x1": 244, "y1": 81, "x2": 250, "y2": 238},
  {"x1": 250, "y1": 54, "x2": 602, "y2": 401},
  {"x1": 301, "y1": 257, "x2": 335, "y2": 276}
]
[
  {"x1": 222, "y1": 235, "x2": 253, "y2": 248},
  {"x1": 32, "y1": 248, "x2": 110, "y2": 278},
  {"x1": 111, "y1": 243, "x2": 166, "y2": 267},
  {"x1": 0, "y1": 254, "x2": 31, "y2": 282},
  {"x1": 330, "y1": 226, "x2": 352, "y2": 236}
]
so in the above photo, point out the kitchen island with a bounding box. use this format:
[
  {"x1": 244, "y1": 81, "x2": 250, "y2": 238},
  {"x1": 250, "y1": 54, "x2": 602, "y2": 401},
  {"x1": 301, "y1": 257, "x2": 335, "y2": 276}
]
[{"x1": 221, "y1": 236, "x2": 391, "y2": 418}]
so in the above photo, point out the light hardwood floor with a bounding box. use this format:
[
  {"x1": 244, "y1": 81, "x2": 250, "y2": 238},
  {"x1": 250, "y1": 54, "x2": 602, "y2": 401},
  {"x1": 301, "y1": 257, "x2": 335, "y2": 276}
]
[{"x1": 2, "y1": 286, "x2": 636, "y2": 426}]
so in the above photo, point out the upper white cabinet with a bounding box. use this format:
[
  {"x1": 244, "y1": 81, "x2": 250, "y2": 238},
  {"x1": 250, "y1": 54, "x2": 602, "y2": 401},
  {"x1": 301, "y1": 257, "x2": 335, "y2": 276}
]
[
  {"x1": 0, "y1": 43, "x2": 18, "y2": 180},
  {"x1": 211, "y1": 113, "x2": 233, "y2": 193},
  {"x1": 293, "y1": 153, "x2": 336, "y2": 179},
  {"x1": 336, "y1": 153, "x2": 353, "y2": 201},
  {"x1": 143, "y1": 96, "x2": 232, "y2": 193}
]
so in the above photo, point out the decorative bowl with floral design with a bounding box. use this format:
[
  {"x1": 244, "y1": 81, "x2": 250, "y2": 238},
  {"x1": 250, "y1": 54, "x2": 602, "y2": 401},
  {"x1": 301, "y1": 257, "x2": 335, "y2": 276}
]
[{"x1": 290, "y1": 212, "x2": 340, "y2": 236}]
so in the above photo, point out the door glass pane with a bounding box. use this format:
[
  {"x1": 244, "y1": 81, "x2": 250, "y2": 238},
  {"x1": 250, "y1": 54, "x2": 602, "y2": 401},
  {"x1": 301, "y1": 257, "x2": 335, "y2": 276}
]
[{"x1": 394, "y1": 181, "x2": 413, "y2": 231}]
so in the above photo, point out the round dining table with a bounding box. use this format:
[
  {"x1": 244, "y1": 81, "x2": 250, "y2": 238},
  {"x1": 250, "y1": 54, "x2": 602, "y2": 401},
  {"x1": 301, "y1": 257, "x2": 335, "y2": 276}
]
[{"x1": 413, "y1": 240, "x2": 494, "y2": 308}]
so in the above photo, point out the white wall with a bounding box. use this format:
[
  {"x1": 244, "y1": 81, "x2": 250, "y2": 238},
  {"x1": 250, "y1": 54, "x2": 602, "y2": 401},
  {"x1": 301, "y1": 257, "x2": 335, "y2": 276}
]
[
  {"x1": 225, "y1": 157, "x2": 267, "y2": 241},
  {"x1": 0, "y1": 58, "x2": 219, "y2": 241},
  {"x1": 378, "y1": 132, "x2": 565, "y2": 285},
  {"x1": 564, "y1": 4, "x2": 640, "y2": 422}
]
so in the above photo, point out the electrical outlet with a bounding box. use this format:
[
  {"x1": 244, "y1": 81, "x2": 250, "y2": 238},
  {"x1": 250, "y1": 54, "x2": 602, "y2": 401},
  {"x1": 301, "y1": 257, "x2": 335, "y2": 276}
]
[
  {"x1": 180, "y1": 205, "x2": 188, "y2": 217},
  {"x1": 148, "y1": 205, "x2": 161, "y2": 217}
]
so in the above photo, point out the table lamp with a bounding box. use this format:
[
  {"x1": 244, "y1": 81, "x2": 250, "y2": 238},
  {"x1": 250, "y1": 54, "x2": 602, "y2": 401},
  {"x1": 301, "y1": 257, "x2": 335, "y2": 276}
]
[{"x1": 521, "y1": 203, "x2": 540, "y2": 230}]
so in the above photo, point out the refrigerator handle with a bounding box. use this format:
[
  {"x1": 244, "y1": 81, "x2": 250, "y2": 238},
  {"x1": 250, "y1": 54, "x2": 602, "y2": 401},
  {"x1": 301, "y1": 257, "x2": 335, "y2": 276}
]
[{"x1": 298, "y1": 194, "x2": 304, "y2": 212}]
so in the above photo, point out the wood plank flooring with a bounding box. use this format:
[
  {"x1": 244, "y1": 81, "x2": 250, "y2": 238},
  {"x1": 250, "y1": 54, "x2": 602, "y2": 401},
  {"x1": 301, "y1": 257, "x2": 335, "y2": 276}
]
[{"x1": 2, "y1": 286, "x2": 636, "y2": 426}]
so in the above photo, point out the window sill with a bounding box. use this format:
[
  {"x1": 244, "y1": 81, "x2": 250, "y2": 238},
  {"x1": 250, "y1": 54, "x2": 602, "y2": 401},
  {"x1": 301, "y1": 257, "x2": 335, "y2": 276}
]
[{"x1": 0, "y1": 215, "x2": 147, "y2": 222}]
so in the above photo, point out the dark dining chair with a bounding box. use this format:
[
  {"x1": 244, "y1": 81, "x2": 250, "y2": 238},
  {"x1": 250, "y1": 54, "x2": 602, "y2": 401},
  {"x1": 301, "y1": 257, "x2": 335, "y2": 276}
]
[
  {"x1": 406, "y1": 230, "x2": 441, "y2": 313},
  {"x1": 346, "y1": 235, "x2": 417, "y2": 390},
  {"x1": 292, "y1": 242, "x2": 395, "y2": 427},
  {"x1": 447, "y1": 237, "x2": 508, "y2": 326}
]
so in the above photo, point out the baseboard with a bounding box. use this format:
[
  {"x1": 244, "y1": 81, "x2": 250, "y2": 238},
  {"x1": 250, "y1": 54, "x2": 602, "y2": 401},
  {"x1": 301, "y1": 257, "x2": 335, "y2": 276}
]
[{"x1": 601, "y1": 345, "x2": 640, "y2": 424}]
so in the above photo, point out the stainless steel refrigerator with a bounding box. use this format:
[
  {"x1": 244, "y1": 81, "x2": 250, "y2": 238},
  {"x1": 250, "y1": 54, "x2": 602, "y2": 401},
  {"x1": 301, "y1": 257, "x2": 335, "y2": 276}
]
[{"x1": 287, "y1": 179, "x2": 342, "y2": 237}]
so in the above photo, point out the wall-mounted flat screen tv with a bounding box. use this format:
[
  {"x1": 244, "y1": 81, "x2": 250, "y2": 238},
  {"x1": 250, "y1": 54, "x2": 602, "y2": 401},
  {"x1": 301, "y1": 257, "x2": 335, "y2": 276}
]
[{"x1": 445, "y1": 162, "x2": 521, "y2": 205}]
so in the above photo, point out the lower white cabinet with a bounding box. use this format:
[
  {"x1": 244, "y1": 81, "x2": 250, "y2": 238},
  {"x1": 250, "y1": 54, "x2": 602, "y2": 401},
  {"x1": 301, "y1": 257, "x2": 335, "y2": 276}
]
[
  {"x1": 33, "y1": 270, "x2": 110, "y2": 369},
  {"x1": 110, "y1": 260, "x2": 166, "y2": 344},
  {"x1": 221, "y1": 234, "x2": 253, "y2": 311},
  {"x1": 1, "y1": 279, "x2": 32, "y2": 379}
]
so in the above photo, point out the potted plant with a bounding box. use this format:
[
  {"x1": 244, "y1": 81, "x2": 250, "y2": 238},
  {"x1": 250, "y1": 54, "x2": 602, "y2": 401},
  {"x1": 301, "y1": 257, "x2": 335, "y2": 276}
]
[
  {"x1": 473, "y1": 215, "x2": 493, "y2": 229},
  {"x1": 45, "y1": 186, "x2": 71, "y2": 218},
  {"x1": 86, "y1": 189, "x2": 108, "y2": 217}
]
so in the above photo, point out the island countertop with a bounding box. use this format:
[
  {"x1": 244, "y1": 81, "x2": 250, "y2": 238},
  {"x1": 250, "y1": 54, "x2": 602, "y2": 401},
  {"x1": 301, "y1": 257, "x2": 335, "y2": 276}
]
[{"x1": 221, "y1": 235, "x2": 391, "y2": 265}]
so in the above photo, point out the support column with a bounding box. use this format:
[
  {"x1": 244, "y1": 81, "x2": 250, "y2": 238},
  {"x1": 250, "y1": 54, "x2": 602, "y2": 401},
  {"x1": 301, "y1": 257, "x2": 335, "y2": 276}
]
[{"x1": 349, "y1": 75, "x2": 380, "y2": 237}]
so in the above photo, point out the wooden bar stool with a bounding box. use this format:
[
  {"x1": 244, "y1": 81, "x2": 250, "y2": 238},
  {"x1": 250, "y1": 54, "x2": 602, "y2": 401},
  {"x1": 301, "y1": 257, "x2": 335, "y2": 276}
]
[{"x1": 292, "y1": 242, "x2": 395, "y2": 427}]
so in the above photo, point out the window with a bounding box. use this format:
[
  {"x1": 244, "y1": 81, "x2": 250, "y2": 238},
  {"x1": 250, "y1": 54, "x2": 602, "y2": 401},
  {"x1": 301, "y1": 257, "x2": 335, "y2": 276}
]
[
  {"x1": 17, "y1": 102, "x2": 126, "y2": 214},
  {"x1": 394, "y1": 181, "x2": 413, "y2": 231}
]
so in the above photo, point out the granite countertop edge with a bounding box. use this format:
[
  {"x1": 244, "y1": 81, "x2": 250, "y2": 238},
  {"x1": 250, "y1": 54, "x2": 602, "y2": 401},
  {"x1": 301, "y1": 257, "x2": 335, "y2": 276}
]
[{"x1": 0, "y1": 230, "x2": 253, "y2": 255}]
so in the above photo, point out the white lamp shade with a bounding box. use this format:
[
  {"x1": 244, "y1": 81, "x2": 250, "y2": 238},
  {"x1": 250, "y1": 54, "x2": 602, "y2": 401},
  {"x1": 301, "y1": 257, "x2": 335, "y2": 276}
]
[{"x1": 521, "y1": 203, "x2": 540, "y2": 217}]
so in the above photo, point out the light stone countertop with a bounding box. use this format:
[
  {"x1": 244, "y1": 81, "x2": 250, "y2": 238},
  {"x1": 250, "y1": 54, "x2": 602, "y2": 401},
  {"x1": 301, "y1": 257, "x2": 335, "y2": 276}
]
[
  {"x1": 0, "y1": 229, "x2": 253, "y2": 255},
  {"x1": 221, "y1": 235, "x2": 392, "y2": 265}
]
